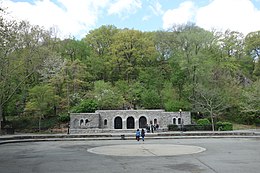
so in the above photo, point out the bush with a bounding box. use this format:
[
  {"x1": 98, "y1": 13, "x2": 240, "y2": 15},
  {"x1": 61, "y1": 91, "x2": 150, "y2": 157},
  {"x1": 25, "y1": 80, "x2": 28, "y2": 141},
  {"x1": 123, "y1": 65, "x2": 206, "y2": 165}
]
[
  {"x1": 216, "y1": 121, "x2": 233, "y2": 131},
  {"x1": 168, "y1": 124, "x2": 179, "y2": 131},
  {"x1": 183, "y1": 124, "x2": 212, "y2": 131},
  {"x1": 58, "y1": 114, "x2": 70, "y2": 123},
  {"x1": 71, "y1": 99, "x2": 97, "y2": 113},
  {"x1": 197, "y1": 118, "x2": 211, "y2": 125}
]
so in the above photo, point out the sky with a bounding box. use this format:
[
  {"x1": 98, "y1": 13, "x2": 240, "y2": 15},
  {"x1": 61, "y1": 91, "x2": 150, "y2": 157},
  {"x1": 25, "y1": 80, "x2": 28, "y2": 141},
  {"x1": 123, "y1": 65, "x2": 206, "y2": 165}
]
[{"x1": 2, "y1": 0, "x2": 260, "y2": 39}]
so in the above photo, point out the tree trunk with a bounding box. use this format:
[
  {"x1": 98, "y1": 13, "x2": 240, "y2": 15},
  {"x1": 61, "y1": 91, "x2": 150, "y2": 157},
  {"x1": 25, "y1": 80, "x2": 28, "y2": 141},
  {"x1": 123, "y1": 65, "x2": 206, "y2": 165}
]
[
  {"x1": 39, "y1": 115, "x2": 41, "y2": 132},
  {"x1": 210, "y1": 111, "x2": 215, "y2": 131},
  {"x1": 0, "y1": 104, "x2": 3, "y2": 132}
]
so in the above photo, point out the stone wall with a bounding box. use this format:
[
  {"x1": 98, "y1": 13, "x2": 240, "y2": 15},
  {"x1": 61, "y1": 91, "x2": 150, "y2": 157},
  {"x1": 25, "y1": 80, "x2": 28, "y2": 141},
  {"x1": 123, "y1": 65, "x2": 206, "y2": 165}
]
[
  {"x1": 70, "y1": 113, "x2": 100, "y2": 129},
  {"x1": 70, "y1": 110, "x2": 191, "y2": 134}
]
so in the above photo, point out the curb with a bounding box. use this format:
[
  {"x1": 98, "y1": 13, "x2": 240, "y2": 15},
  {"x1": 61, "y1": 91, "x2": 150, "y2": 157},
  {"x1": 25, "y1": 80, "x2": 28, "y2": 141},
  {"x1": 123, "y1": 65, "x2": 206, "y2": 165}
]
[{"x1": 1, "y1": 131, "x2": 260, "y2": 145}]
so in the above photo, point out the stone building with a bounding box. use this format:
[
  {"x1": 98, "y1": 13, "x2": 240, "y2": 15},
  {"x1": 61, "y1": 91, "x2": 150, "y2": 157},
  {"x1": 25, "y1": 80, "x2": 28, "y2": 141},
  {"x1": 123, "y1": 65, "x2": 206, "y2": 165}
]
[{"x1": 70, "y1": 110, "x2": 191, "y2": 134}]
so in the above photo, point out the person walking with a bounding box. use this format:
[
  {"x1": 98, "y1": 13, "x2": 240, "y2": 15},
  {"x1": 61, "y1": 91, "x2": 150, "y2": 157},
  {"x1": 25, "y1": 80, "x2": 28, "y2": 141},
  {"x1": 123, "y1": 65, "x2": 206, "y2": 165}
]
[
  {"x1": 135, "y1": 129, "x2": 140, "y2": 141},
  {"x1": 141, "y1": 128, "x2": 145, "y2": 141}
]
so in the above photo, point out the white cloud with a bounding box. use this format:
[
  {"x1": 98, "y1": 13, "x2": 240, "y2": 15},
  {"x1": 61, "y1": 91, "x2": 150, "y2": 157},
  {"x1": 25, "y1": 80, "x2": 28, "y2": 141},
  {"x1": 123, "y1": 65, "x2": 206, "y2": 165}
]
[
  {"x1": 107, "y1": 0, "x2": 142, "y2": 18},
  {"x1": 162, "y1": 1, "x2": 196, "y2": 30},
  {"x1": 162, "y1": 0, "x2": 260, "y2": 35},
  {"x1": 2, "y1": 0, "x2": 110, "y2": 38},
  {"x1": 196, "y1": 0, "x2": 260, "y2": 35},
  {"x1": 149, "y1": 0, "x2": 164, "y2": 16}
]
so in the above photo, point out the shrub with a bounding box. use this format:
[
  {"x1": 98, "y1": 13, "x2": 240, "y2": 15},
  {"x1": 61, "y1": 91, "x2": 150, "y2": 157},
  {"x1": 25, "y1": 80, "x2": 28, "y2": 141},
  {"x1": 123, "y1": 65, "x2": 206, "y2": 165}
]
[
  {"x1": 58, "y1": 114, "x2": 70, "y2": 123},
  {"x1": 183, "y1": 124, "x2": 212, "y2": 131},
  {"x1": 197, "y1": 118, "x2": 211, "y2": 125},
  {"x1": 216, "y1": 121, "x2": 233, "y2": 131},
  {"x1": 168, "y1": 124, "x2": 179, "y2": 131}
]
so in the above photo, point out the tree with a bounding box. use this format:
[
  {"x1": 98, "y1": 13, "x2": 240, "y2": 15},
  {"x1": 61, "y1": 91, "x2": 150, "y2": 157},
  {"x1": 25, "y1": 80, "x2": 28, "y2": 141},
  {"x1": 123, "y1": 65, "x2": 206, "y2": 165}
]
[
  {"x1": 109, "y1": 29, "x2": 157, "y2": 82},
  {"x1": 240, "y1": 80, "x2": 260, "y2": 115},
  {"x1": 245, "y1": 31, "x2": 260, "y2": 60},
  {"x1": 84, "y1": 25, "x2": 118, "y2": 81},
  {"x1": 245, "y1": 31, "x2": 260, "y2": 79},
  {"x1": 92, "y1": 81, "x2": 125, "y2": 110},
  {"x1": 25, "y1": 84, "x2": 58, "y2": 131},
  {"x1": 168, "y1": 24, "x2": 216, "y2": 101},
  {"x1": 140, "y1": 89, "x2": 161, "y2": 109},
  {"x1": 0, "y1": 16, "x2": 59, "y2": 130},
  {"x1": 71, "y1": 99, "x2": 97, "y2": 113},
  {"x1": 191, "y1": 84, "x2": 229, "y2": 131},
  {"x1": 60, "y1": 38, "x2": 90, "y2": 62}
]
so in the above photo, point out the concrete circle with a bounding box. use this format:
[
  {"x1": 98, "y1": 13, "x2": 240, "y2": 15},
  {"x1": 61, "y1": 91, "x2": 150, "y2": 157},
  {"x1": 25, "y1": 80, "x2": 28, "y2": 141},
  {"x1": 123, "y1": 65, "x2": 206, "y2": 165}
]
[{"x1": 87, "y1": 144, "x2": 206, "y2": 156}]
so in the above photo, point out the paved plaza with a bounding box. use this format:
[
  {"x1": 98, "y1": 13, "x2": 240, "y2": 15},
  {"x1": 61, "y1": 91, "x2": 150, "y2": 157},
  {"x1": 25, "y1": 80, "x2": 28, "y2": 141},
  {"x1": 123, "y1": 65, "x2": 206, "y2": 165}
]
[{"x1": 0, "y1": 137, "x2": 260, "y2": 173}]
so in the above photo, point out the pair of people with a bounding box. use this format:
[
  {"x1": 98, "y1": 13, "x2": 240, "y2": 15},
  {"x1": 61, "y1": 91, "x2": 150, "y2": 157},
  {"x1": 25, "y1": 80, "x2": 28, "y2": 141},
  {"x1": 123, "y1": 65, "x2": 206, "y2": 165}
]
[{"x1": 136, "y1": 128, "x2": 145, "y2": 141}]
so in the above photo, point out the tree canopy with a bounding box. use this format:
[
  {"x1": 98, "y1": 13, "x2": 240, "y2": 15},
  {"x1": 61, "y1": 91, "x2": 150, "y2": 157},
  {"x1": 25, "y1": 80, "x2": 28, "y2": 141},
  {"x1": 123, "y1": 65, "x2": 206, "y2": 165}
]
[{"x1": 1, "y1": 8, "x2": 259, "y2": 128}]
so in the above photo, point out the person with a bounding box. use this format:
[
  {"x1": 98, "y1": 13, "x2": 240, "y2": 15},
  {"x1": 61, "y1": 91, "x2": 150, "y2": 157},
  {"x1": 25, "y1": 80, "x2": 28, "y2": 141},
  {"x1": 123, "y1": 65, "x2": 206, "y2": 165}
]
[
  {"x1": 135, "y1": 129, "x2": 140, "y2": 141},
  {"x1": 156, "y1": 124, "x2": 159, "y2": 130},
  {"x1": 141, "y1": 128, "x2": 145, "y2": 141}
]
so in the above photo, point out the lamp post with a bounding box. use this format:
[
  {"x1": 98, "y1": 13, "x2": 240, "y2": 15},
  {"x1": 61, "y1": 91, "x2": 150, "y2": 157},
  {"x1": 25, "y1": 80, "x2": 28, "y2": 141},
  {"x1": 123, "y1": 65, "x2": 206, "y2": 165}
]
[
  {"x1": 179, "y1": 109, "x2": 182, "y2": 132},
  {"x1": 67, "y1": 111, "x2": 70, "y2": 135}
]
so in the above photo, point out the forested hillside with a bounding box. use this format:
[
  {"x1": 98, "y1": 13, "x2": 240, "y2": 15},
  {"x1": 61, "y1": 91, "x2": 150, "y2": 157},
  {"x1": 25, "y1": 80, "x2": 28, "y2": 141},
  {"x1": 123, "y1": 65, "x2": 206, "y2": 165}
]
[{"x1": 1, "y1": 8, "x2": 259, "y2": 129}]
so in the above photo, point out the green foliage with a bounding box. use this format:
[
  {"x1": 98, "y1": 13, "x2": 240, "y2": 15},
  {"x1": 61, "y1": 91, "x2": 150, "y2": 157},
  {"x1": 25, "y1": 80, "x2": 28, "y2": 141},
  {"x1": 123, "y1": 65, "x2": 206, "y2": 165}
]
[
  {"x1": 240, "y1": 79, "x2": 260, "y2": 114},
  {"x1": 93, "y1": 81, "x2": 125, "y2": 109},
  {"x1": 71, "y1": 99, "x2": 97, "y2": 113},
  {"x1": 58, "y1": 114, "x2": 70, "y2": 123},
  {"x1": 1, "y1": 12, "x2": 260, "y2": 131},
  {"x1": 25, "y1": 84, "x2": 59, "y2": 116},
  {"x1": 7, "y1": 116, "x2": 59, "y2": 132},
  {"x1": 197, "y1": 118, "x2": 211, "y2": 125},
  {"x1": 168, "y1": 124, "x2": 179, "y2": 131},
  {"x1": 183, "y1": 124, "x2": 212, "y2": 131},
  {"x1": 140, "y1": 89, "x2": 161, "y2": 109},
  {"x1": 216, "y1": 121, "x2": 233, "y2": 131}
]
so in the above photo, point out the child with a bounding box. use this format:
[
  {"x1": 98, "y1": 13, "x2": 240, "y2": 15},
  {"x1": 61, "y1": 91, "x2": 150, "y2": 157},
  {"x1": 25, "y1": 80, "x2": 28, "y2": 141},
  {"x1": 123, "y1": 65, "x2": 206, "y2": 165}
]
[{"x1": 136, "y1": 129, "x2": 140, "y2": 141}]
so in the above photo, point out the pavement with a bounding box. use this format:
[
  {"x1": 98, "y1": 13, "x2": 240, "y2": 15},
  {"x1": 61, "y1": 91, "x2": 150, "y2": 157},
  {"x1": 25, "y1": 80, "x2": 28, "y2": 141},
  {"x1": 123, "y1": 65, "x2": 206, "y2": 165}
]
[{"x1": 0, "y1": 137, "x2": 260, "y2": 173}]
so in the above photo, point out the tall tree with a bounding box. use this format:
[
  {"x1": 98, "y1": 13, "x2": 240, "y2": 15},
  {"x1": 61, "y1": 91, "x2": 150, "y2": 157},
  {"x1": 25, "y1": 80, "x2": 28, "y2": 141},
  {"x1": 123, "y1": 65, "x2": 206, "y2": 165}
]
[
  {"x1": 245, "y1": 31, "x2": 260, "y2": 79},
  {"x1": 109, "y1": 29, "x2": 157, "y2": 82},
  {"x1": 171, "y1": 25, "x2": 215, "y2": 97},
  {"x1": 84, "y1": 25, "x2": 118, "y2": 81},
  {"x1": 25, "y1": 84, "x2": 58, "y2": 131}
]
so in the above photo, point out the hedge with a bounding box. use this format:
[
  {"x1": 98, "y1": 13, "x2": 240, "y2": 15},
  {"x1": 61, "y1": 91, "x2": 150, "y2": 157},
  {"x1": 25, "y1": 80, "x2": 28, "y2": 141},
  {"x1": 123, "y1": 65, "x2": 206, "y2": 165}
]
[
  {"x1": 216, "y1": 121, "x2": 233, "y2": 131},
  {"x1": 167, "y1": 123, "x2": 233, "y2": 131}
]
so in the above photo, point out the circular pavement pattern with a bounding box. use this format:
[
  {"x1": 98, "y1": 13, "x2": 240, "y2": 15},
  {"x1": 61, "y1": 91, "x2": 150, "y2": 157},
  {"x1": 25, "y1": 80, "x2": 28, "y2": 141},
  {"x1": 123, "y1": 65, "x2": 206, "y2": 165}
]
[{"x1": 87, "y1": 144, "x2": 206, "y2": 156}]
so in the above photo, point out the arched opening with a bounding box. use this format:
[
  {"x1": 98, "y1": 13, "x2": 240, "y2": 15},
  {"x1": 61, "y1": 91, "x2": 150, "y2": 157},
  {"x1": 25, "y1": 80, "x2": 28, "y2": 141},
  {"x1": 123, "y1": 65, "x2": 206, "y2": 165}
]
[
  {"x1": 127, "y1": 117, "x2": 135, "y2": 129},
  {"x1": 139, "y1": 116, "x2": 147, "y2": 128},
  {"x1": 114, "y1": 116, "x2": 122, "y2": 129},
  {"x1": 85, "y1": 119, "x2": 89, "y2": 125},
  {"x1": 104, "y1": 119, "x2": 107, "y2": 126},
  {"x1": 80, "y1": 119, "x2": 84, "y2": 126},
  {"x1": 178, "y1": 118, "x2": 181, "y2": 125},
  {"x1": 154, "y1": 119, "x2": 157, "y2": 125},
  {"x1": 173, "y1": 118, "x2": 176, "y2": 125}
]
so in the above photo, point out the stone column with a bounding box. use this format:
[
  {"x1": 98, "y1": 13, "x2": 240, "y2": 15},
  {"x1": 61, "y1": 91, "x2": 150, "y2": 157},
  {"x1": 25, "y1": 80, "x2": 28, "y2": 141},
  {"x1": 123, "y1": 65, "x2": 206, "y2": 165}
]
[
  {"x1": 135, "y1": 119, "x2": 139, "y2": 129},
  {"x1": 122, "y1": 119, "x2": 126, "y2": 129}
]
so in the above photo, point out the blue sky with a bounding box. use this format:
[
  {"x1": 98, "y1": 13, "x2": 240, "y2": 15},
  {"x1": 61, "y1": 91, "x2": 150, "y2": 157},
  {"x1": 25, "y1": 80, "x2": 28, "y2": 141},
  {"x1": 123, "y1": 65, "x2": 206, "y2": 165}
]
[{"x1": 3, "y1": 0, "x2": 260, "y2": 39}]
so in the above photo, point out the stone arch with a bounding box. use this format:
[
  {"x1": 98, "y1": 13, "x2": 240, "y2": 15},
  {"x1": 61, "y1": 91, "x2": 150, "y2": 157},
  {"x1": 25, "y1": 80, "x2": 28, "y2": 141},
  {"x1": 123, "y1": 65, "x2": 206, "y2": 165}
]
[
  {"x1": 114, "y1": 116, "x2": 122, "y2": 129},
  {"x1": 173, "y1": 118, "x2": 176, "y2": 125},
  {"x1": 80, "y1": 119, "x2": 84, "y2": 126},
  {"x1": 104, "y1": 119, "x2": 107, "y2": 126},
  {"x1": 85, "y1": 119, "x2": 89, "y2": 125},
  {"x1": 178, "y1": 118, "x2": 181, "y2": 125},
  {"x1": 139, "y1": 116, "x2": 147, "y2": 128},
  {"x1": 154, "y1": 118, "x2": 157, "y2": 125},
  {"x1": 126, "y1": 116, "x2": 135, "y2": 129}
]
